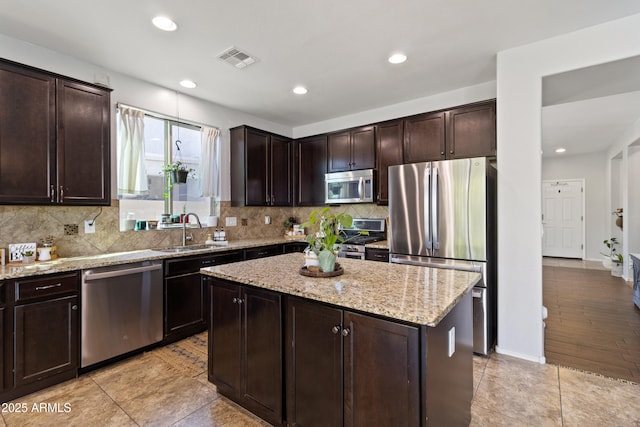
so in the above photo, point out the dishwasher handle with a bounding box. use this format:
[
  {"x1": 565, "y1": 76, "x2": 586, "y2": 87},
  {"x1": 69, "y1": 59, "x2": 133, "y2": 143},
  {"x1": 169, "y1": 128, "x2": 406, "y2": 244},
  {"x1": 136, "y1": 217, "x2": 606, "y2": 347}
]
[{"x1": 83, "y1": 263, "x2": 162, "y2": 281}]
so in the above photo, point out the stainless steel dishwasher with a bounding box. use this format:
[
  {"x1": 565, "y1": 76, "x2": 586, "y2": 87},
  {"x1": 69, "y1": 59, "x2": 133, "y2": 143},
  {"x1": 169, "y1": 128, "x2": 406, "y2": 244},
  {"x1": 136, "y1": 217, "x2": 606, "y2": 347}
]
[{"x1": 81, "y1": 260, "x2": 163, "y2": 368}]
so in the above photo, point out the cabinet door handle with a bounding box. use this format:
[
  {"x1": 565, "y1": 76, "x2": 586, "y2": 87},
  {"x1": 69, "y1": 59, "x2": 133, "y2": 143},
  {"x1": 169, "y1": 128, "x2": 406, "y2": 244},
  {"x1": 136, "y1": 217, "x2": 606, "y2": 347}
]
[
  {"x1": 271, "y1": 195, "x2": 275, "y2": 204},
  {"x1": 331, "y1": 325, "x2": 341, "y2": 334},
  {"x1": 71, "y1": 305, "x2": 78, "y2": 311},
  {"x1": 341, "y1": 328, "x2": 350, "y2": 337},
  {"x1": 50, "y1": 185, "x2": 56, "y2": 203},
  {"x1": 35, "y1": 283, "x2": 62, "y2": 291},
  {"x1": 233, "y1": 297, "x2": 243, "y2": 305},
  {"x1": 59, "y1": 185, "x2": 64, "y2": 202}
]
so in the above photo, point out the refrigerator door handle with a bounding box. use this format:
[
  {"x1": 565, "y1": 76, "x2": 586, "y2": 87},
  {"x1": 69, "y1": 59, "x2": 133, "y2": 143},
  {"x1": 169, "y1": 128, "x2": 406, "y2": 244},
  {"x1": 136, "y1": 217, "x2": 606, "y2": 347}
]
[
  {"x1": 424, "y1": 166, "x2": 432, "y2": 249},
  {"x1": 432, "y1": 165, "x2": 439, "y2": 250},
  {"x1": 358, "y1": 176, "x2": 365, "y2": 200}
]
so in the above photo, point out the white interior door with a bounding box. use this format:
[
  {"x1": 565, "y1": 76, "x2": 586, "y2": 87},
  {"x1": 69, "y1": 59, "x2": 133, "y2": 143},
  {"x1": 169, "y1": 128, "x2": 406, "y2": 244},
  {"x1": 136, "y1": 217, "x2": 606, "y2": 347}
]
[{"x1": 542, "y1": 180, "x2": 584, "y2": 258}]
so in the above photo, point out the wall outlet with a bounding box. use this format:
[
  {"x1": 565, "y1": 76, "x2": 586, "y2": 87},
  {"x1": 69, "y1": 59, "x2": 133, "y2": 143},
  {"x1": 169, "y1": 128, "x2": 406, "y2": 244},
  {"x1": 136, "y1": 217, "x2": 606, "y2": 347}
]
[
  {"x1": 448, "y1": 326, "x2": 456, "y2": 357},
  {"x1": 84, "y1": 220, "x2": 96, "y2": 234},
  {"x1": 226, "y1": 217, "x2": 237, "y2": 227},
  {"x1": 265, "y1": 215, "x2": 271, "y2": 225}
]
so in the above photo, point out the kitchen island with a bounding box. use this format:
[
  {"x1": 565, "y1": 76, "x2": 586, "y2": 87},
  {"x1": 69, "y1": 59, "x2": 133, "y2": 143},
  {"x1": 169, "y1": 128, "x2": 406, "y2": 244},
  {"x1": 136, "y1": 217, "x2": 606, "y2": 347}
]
[{"x1": 201, "y1": 253, "x2": 480, "y2": 426}]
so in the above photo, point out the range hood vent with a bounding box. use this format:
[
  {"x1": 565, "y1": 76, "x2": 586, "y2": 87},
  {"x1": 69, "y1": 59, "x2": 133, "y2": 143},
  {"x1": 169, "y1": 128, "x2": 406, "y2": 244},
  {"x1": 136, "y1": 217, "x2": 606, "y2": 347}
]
[{"x1": 217, "y1": 46, "x2": 257, "y2": 69}]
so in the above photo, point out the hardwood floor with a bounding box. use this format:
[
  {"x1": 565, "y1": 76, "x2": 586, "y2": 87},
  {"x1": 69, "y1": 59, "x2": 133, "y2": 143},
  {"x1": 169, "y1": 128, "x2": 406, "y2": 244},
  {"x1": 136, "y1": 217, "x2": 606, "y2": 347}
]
[{"x1": 543, "y1": 263, "x2": 640, "y2": 383}]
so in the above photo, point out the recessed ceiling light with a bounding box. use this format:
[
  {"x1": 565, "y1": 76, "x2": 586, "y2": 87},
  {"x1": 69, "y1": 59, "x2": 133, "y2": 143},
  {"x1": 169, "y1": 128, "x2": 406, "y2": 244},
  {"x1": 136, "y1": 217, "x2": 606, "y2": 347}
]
[
  {"x1": 179, "y1": 80, "x2": 197, "y2": 89},
  {"x1": 293, "y1": 86, "x2": 308, "y2": 95},
  {"x1": 555, "y1": 148, "x2": 566, "y2": 153},
  {"x1": 388, "y1": 53, "x2": 407, "y2": 64},
  {"x1": 152, "y1": 16, "x2": 178, "y2": 32}
]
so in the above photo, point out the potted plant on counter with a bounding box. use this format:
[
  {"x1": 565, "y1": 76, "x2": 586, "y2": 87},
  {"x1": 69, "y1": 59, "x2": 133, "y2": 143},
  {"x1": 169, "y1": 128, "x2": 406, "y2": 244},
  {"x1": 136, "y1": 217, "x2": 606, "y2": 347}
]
[{"x1": 301, "y1": 207, "x2": 353, "y2": 273}]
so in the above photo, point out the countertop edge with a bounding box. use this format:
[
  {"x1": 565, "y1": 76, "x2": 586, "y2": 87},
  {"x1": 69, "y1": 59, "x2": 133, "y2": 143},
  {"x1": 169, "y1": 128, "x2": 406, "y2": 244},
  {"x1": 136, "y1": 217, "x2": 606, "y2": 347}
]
[{"x1": 201, "y1": 255, "x2": 480, "y2": 327}]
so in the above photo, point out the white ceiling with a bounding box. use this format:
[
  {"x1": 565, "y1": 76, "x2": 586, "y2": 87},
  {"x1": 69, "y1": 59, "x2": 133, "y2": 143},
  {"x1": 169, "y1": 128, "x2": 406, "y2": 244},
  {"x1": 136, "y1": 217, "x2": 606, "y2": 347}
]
[
  {"x1": 542, "y1": 56, "x2": 640, "y2": 158},
  {"x1": 1, "y1": 1, "x2": 640, "y2": 129}
]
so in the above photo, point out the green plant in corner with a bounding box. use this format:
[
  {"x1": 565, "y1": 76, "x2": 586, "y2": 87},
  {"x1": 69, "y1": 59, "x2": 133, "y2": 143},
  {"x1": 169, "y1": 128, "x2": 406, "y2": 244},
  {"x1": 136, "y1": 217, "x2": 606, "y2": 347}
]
[
  {"x1": 601, "y1": 237, "x2": 620, "y2": 262},
  {"x1": 301, "y1": 207, "x2": 354, "y2": 272}
]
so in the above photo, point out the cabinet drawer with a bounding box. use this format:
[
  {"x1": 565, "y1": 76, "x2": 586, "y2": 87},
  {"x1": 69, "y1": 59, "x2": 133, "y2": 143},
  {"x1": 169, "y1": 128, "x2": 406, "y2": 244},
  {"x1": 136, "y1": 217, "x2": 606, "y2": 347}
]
[
  {"x1": 365, "y1": 248, "x2": 389, "y2": 262},
  {"x1": 245, "y1": 245, "x2": 283, "y2": 260},
  {"x1": 15, "y1": 273, "x2": 79, "y2": 303},
  {"x1": 165, "y1": 257, "x2": 203, "y2": 277},
  {"x1": 200, "y1": 251, "x2": 244, "y2": 268}
]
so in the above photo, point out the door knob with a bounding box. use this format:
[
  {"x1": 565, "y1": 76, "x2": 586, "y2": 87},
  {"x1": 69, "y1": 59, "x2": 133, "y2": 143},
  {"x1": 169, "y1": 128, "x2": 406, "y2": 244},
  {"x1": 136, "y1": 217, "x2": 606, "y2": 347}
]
[
  {"x1": 341, "y1": 328, "x2": 350, "y2": 337},
  {"x1": 331, "y1": 325, "x2": 341, "y2": 334}
]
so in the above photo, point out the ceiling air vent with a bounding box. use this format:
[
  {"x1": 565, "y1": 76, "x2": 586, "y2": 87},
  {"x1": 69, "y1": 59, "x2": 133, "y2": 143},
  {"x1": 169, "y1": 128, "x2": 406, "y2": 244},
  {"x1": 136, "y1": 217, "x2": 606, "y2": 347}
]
[{"x1": 217, "y1": 47, "x2": 257, "y2": 69}]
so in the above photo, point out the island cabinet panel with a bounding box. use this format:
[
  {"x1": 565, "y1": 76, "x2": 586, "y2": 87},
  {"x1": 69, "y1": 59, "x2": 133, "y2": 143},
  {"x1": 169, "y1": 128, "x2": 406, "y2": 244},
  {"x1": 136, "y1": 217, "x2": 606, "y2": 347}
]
[
  {"x1": 294, "y1": 135, "x2": 327, "y2": 206},
  {"x1": 208, "y1": 279, "x2": 283, "y2": 426},
  {"x1": 286, "y1": 298, "x2": 343, "y2": 427},
  {"x1": 423, "y1": 291, "x2": 473, "y2": 426},
  {"x1": 344, "y1": 312, "x2": 420, "y2": 427},
  {"x1": 286, "y1": 297, "x2": 420, "y2": 427}
]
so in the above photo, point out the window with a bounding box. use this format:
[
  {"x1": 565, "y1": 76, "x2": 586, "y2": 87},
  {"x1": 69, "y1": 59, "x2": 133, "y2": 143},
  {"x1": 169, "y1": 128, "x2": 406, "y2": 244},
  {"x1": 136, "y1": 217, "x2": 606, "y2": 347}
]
[{"x1": 116, "y1": 106, "x2": 219, "y2": 231}]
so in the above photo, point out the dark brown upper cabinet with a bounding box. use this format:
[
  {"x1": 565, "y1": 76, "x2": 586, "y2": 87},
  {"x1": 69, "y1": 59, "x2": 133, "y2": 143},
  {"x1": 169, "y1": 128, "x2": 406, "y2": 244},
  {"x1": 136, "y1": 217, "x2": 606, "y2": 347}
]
[
  {"x1": 403, "y1": 100, "x2": 496, "y2": 163},
  {"x1": 375, "y1": 119, "x2": 404, "y2": 205},
  {"x1": 0, "y1": 59, "x2": 111, "y2": 205},
  {"x1": 294, "y1": 134, "x2": 327, "y2": 206},
  {"x1": 446, "y1": 101, "x2": 496, "y2": 159},
  {"x1": 230, "y1": 125, "x2": 292, "y2": 207},
  {"x1": 403, "y1": 111, "x2": 446, "y2": 163},
  {"x1": 327, "y1": 125, "x2": 375, "y2": 172}
]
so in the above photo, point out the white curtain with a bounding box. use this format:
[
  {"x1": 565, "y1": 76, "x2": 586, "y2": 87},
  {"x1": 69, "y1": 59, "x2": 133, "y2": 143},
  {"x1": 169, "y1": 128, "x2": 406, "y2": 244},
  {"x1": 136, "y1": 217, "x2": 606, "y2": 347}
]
[
  {"x1": 117, "y1": 107, "x2": 148, "y2": 195},
  {"x1": 199, "y1": 126, "x2": 221, "y2": 198}
]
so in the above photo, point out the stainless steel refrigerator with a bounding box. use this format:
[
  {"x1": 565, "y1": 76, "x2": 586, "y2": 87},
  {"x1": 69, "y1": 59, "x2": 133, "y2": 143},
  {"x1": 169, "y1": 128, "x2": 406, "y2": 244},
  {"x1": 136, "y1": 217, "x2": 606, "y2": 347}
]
[{"x1": 389, "y1": 157, "x2": 497, "y2": 355}]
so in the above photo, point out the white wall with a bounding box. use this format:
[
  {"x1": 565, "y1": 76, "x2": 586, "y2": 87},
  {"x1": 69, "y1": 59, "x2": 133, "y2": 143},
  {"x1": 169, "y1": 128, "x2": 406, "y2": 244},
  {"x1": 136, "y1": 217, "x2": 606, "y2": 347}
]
[
  {"x1": 293, "y1": 81, "x2": 496, "y2": 138},
  {"x1": 542, "y1": 151, "x2": 607, "y2": 260},
  {"x1": 496, "y1": 13, "x2": 640, "y2": 362},
  {"x1": 0, "y1": 33, "x2": 291, "y2": 202}
]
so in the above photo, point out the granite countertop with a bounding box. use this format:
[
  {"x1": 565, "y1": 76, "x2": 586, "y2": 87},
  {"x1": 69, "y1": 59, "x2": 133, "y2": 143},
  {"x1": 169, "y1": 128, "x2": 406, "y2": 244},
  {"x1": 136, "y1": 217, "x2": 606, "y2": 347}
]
[
  {"x1": 365, "y1": 240, "x2": 388, "y2": 250},
  {"x1": 201, "y1": 253, "x2": 480, "y2": 327},
  {"x1": 0, "y1": 237, "x2": 306, "y2": 281}
]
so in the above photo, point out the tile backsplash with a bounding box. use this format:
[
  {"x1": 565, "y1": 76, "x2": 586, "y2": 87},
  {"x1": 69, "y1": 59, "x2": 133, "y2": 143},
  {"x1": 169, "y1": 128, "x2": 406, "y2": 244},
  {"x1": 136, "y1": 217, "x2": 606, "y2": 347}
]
[{"x1": 0, "y1": 201, "x2": 389, "y2": 259}]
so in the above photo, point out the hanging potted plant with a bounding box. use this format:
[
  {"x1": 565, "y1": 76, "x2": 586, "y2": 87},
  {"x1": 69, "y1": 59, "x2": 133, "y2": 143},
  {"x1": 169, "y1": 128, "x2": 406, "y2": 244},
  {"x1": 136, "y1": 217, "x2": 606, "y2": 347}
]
[
  {"x1": 301, "y1": 207, "x2": 354, "y2": 273},
  {"x1": 161, "y1": 161, "x2": 195, "y2": 185}
]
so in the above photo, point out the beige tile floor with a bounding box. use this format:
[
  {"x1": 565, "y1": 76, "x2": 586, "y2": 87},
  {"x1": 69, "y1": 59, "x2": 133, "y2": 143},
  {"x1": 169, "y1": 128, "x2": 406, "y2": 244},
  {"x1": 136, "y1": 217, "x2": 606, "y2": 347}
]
[{"x1": 2, "y1": 333, "x2": 639, "y2": 426}]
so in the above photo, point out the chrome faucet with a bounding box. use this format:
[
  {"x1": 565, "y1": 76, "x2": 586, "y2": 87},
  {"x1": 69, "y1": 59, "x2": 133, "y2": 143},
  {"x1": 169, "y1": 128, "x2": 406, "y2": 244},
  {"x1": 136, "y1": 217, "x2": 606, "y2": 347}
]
[{"x1": 182, "y1": 212, "x2": 202, "y2": 246}]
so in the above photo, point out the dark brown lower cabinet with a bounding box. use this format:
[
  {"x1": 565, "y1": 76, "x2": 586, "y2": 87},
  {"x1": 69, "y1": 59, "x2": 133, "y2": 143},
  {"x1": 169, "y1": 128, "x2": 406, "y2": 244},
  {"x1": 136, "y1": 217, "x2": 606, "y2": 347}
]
[
  {"x1": 14, "y1": 295, "x2": 78, "y2": 387},
  {"x1": 286, "y1": 297, "x2": 420, "y2": 427},
  {"x1": 208, "y1": 279, "x2": 282, "y2": 425},
  {"x1": 0, "y1": 272, "x2": 79, "y2": 403},
  {"x1": 286, "y1": 299, "x2": 343, "y2": 426}
]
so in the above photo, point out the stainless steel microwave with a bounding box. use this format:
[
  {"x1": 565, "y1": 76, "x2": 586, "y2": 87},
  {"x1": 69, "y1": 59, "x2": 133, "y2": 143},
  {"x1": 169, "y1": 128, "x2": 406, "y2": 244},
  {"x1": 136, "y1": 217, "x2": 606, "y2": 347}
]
[{"x1": 325, "y1": 169, "x2": 374, "y2": 204}]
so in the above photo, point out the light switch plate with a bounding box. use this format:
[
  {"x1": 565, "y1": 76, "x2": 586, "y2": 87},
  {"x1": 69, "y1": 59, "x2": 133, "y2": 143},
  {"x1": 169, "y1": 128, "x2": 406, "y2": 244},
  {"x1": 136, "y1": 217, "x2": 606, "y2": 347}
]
[
  {"x1": 226, "y1": 217, "x2": 237, "y2": 227},
  {"x1": 84, "y1": 220, "x2": 96, "y2": 234}
]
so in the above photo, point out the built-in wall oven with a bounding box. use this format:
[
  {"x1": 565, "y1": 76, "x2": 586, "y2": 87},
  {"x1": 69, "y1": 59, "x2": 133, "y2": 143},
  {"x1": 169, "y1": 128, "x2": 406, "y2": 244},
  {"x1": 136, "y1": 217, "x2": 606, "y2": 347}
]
[{"x1": 337, "y1": 218, "x2": 386, "y2": 260}]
